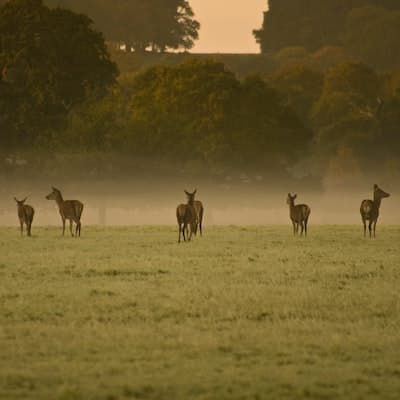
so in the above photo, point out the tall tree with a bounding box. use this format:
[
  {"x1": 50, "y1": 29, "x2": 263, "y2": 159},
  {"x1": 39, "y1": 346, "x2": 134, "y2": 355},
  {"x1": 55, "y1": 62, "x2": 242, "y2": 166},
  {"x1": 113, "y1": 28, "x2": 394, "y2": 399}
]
[
  {"x1": 254, "y1": 0, "x2": 400, "y2": 56},
  {"x1": 0, "y1": 0, "x2": 117, "y2": 147}
]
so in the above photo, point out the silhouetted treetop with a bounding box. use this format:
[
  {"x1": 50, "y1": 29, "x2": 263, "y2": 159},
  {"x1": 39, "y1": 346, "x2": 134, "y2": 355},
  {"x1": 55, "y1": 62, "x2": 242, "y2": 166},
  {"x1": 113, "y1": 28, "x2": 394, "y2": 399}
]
[
  {"x1": 254, "y1": 0, "x2": 400, "y2": 70},
  {"x1": 45, "y1": 0, "x2": 200, "y2": 52}
]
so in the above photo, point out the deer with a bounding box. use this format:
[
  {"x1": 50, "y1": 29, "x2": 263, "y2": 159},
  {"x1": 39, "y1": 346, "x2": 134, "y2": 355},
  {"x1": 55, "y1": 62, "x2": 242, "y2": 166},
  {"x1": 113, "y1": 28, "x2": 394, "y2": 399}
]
[
  {"x1": 14, "y1": 197, "x2": 34, "y2": 237},
  {"x1": 360, "y1": 184, "x2": 390, "y2": 238},
  {"x1": 176, "y1": 190, "x2": 197, "y2": 243},
  {"x1": 286, "y1": 193, "x2": 311, "y2": 237},
  {"x1": 46, "y1": 187, "x2": 84, "y2": 237},
  {"x1": 193, "y1": 199, "x2": 204, "y2": 236}
]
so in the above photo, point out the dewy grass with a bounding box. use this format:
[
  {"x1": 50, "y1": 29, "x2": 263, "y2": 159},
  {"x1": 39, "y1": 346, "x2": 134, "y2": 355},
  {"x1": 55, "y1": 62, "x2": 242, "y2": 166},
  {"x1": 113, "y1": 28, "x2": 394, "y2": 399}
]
[{"x1": 0, "y1": 226, "x2": 399, "y2": 400}]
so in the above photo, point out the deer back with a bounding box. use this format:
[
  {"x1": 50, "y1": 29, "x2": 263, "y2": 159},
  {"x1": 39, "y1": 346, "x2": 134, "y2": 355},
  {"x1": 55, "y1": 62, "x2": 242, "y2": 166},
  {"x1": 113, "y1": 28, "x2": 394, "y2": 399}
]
[
  {"x1": 360, "y1": 199, "x2": 377, "y2": 220},
  {"x1": 60, "y1": 200, "x2": 84, "y2": 221},
  {"x1": 291, "y1": 204, "x2": 310, "y2": 223},
  {"x1": 176, "y1": 203, "x2": 196, "y2": 224},
  {"x1": 19, "y1": 205, "x2": 35, "y2": 223}
]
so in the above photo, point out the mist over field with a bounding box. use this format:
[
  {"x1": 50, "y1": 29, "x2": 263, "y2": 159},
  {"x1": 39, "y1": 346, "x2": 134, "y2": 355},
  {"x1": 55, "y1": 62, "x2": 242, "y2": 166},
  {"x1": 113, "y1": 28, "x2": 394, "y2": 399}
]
[{"x1": 1, "y1": 175, "x2": 399, "y2": 227}]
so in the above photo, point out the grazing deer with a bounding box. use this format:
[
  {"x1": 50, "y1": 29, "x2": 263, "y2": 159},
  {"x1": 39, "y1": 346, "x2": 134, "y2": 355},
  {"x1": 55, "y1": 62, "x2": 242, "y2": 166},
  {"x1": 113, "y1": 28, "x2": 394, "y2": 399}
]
[
  {"x1": 360, "y1": 184, "x2": 390, "y2": 238},
  {"x1": 14, "y1": 197, "x2": 34, "y2": 237},
  {"x1": 193, "y1": 199, "x2": 204, "y2": 236},
  {"x1": 46, "y1": 187, "x2": 84, "y2": 237},
  {"x1": 287, "y1": 193, "x2": 311, "y2": 237},
  {"x1": 176, "y1": 190, "x2": 197, "y2": 243}
]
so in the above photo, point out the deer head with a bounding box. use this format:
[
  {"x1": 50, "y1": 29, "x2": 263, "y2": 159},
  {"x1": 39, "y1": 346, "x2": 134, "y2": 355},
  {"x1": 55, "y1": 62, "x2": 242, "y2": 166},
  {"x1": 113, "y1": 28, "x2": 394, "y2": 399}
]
[
  {"x1": 14, "y1": 197, "x2": 27, "y2": 206},
  {"x1": 374, "y1": 184, "x2": 390, "y2": 201},
  {"x1": 46, "y1": 187, "x2": 61, "y2": 200},
  {"x1": 184, "y1": 189, "x2": 196, "y2": 205},
  {"x1": 286, "y1": 193, "x2": 297, "y2": 206}
]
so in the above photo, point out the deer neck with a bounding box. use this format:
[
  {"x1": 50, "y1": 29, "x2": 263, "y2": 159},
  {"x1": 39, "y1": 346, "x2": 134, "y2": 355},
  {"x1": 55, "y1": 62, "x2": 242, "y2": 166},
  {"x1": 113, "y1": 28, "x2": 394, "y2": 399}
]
[
  {"x1": 373, "y1": 196, "x2": 382, "y2": 209},
  {"x1": 55, "y1": 194, "x2": 64, "y2": 208},
  {"x1": 289, "y1": 201, "x2": 296, "y2": 217},
  {"x1": 187, "y1": 199, "x2": 194, "y2": 209}
]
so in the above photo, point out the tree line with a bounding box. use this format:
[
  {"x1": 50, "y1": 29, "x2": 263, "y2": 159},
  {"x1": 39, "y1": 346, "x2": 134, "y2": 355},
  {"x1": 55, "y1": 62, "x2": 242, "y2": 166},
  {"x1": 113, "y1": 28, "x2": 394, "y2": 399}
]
[
  {"x1": 1, "y1": 0, "x2": 399, "y2": 185},
  {"x1": 44, "y1": 0, "x2": 200, "y2": 53},
  {"x1": 254, "y1": 0, "x2": 400, "y2": 70}
]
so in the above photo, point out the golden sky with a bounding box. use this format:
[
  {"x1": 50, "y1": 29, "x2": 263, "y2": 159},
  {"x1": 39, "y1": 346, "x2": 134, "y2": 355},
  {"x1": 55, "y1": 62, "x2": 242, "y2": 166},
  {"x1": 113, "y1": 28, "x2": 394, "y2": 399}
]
[{"x1": 190, "y1": 0, "x2": 267, "y2": 53}]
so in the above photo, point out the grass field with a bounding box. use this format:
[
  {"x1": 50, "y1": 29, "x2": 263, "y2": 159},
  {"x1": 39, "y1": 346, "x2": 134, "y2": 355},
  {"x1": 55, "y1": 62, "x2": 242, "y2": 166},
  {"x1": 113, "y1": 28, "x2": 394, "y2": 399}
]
[{"x1": 1, "y1": 225, "x2": 400, "y2": 400}]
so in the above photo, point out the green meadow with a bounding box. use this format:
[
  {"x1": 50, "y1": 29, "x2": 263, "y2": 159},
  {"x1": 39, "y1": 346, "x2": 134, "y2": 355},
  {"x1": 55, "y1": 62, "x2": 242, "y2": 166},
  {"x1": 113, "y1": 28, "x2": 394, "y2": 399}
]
[{"x1": 1, "y1": 225, "x2": 400, "y2": 400}]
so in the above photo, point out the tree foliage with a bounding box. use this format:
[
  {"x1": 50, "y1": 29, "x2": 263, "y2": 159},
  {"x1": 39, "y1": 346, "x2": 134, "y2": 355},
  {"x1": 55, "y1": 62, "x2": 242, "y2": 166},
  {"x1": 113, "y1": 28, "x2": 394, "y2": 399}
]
[
  {"x1": 0, "y1": 0, "x2": 117, "y2": 147},
  {"x1": 271, "y1": 65, "x2": 323, "y2": 121},
  {"x1": 311, "y1": 63, "x2": 384, "y2": 162},
  {"x1": 254, "y1": 1, "x2": 400, "y2": 70},
  {"x1": 45, "y1": 0, "x2": 200, "y2": 52},
  {"x1": 345, "y1": 6, "x2": 400, "y2": 70},
  {"x1": 63, "y1": 60, "x2": 312, "y2": 168}
]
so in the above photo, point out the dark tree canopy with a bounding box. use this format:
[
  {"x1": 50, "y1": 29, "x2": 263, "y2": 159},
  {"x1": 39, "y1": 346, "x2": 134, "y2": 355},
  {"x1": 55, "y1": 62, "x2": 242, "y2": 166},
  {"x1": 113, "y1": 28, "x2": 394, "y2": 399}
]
[
  {"x1": 63, "y1": 60, "x2": 312, "y2": 168},
  {"x1": 345, "y1": 6, "x2": 400, "y2": 70},
  {"x1": 0, "y1": 0, "x2": 117, "y2": 147},
  {"x1": 45, "y1": 0, "x2": 200, "y2": 52},
  {"x1": 254, "y1": 0, "x2": 400, "y2": 70}
]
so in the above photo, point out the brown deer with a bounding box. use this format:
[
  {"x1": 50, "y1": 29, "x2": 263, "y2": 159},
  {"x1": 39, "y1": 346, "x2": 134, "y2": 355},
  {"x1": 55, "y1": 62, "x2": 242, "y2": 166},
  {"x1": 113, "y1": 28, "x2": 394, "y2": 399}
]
[
  {"x1": 14, "y1": 197, "x2": 34, "y2": 237},
  {"x1": 193, "y1": 199, "x2": 204, "y2": 236},
  {"x1": 360, "y1": 184, "x2": 390, "y2": 238},
  {"x1": 46, "y1": 187, "x2": 84, "y2": 237},
  {"x1": 176, "y1": 190, "x2": 197, "y2": 243},
  {"x1": 287, "y1": 193, "x2": 311, "y2": 237}
]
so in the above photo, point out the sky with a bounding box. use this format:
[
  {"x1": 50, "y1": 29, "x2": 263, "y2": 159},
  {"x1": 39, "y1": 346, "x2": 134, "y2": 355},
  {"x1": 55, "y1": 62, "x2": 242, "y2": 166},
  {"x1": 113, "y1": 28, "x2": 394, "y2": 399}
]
[{"x1": 190, "y1": 0, "x2": 267, "y2": 54}]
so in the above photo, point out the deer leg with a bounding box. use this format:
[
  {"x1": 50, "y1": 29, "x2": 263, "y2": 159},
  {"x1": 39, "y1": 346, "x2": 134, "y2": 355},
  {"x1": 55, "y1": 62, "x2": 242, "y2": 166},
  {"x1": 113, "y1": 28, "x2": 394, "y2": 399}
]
[
  {"x1": 362, "y1": 219, "x2": 366, "y2": 238},
  {"x1": 182, "y1": 223, "x2": 187, "y2": 242},
  {"x1": 304, "y1": 219, "x2": 308, "y2": 237},
  {"x1": 373, "y1": 221, "x2": 377, "y2": 238},
  {"x1": 69, "y1": 220, "x2": 74, "y2": 237},
  {"x1": 178, "y1": 223, "x2": 181, "y2": 243},
  {"x1": 27, "y1": 223, "x2": 31, "y2": 237},
  {"x1": 194, "y1": 219, "x2": 198, "y2": 236},
  {"x1": 189, "y1": 223, "x2": 195, "y2": 242},
  {"x1": 199, "y1": 217, "x2": 203, "y2": 236},
  {"x1": 74, "y1": 220, "x2": 79, "y2": 237},
  {"x1": 78, "y1": 222, "x2": 82, "y2": 237},
  {"x1": 368, "y1": 221, "x2": 372, "y2": 238},
  {"x1": 300, "y1": 222, "x2": 304, "y2": 236},
  {"x1": 28, "y1": 218, "x2": 33, "y2": 236},
  {"x1": 62, "y1": 218, "x2": 66, "y2": 236},
  {"x1": 20, "y1": 220, "x2": 23, "y2": 237}
]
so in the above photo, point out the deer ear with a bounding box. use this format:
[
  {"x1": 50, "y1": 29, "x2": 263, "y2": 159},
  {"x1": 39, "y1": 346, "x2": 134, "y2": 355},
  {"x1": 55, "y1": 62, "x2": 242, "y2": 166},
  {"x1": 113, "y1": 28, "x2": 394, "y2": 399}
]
[
  {"x1": 374, "y1": 184, "x2": 378, "y2": 191},
  {"x1": 294, "y1": 194, "x2": 297, "y2": 199},
  {"x1": 193, "y1": 189, "x2": 197, "y2": 195},
  {"x1": 14, "y1": 197, "x2": 18, "y2": 203},
  {"x1": 184, "y1": 190, "x2": 189, "y2": 195},
  {"x1": 22, "y1": 197, "x2": 27, "y2": 203}
]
